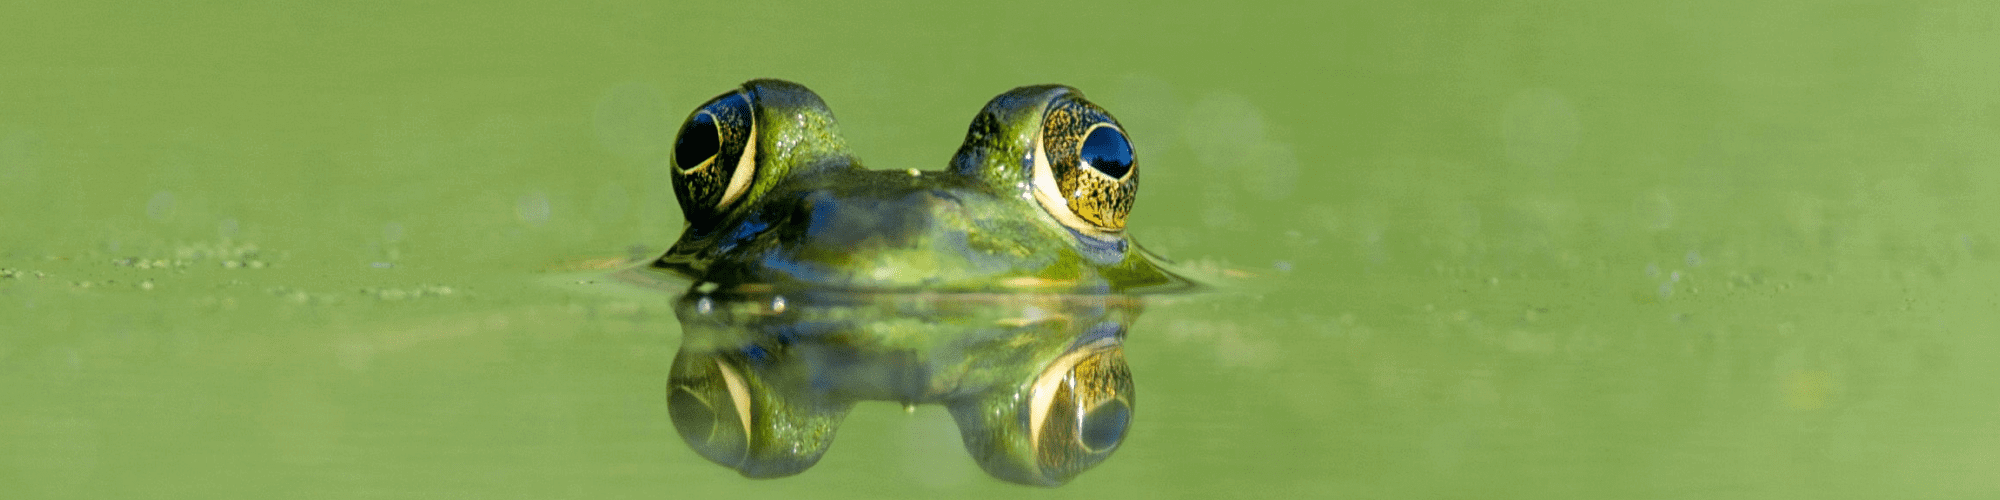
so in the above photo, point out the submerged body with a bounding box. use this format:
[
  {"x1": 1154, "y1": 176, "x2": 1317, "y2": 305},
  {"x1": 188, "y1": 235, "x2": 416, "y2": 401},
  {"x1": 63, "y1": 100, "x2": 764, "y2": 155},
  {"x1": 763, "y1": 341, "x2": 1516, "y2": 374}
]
[{"x1": 653, "y1": 79, "x2": 1182, "y2": 293}]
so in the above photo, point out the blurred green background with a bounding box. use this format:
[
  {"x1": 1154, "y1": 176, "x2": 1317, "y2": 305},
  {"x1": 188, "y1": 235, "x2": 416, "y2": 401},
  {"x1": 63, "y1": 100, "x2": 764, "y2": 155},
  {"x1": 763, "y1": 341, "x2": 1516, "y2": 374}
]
[{"x1": 4, "y1": 1, "x2": 1998, "y2": 498}]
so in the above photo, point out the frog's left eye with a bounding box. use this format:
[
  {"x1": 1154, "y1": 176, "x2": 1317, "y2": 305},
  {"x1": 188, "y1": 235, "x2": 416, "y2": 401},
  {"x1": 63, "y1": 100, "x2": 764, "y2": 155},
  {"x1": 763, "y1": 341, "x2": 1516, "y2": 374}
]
[
  {"x1": 671, "y1": 91, "x2": 759, "y2": 226},
  {"x1": 1032, "y1": 96, "x2": 1138, "y2": 238}
]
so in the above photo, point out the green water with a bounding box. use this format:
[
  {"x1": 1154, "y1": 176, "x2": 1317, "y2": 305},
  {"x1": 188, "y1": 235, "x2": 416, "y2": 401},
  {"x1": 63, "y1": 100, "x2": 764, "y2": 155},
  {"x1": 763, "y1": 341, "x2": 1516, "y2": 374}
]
[{"x1": 5, "y1": 1, "x2": 1999, "y2": 498}]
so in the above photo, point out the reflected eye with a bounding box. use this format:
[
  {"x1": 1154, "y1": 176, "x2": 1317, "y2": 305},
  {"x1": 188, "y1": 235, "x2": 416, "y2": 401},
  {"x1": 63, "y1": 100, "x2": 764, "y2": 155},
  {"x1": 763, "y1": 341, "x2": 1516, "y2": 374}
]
[
  {"x1": 668, "y1": 355, "x2": 756, "y2": 469},
  {"x1": 944, "y1": 330, "x2": 1136, "y2": 487},
  {"x1": 670, "y1": 91, "x2": 759, "y2": 226},
  {"x1": 1023, "y1": 337, "x2": 1134, "y2": 477},
  {"x1": 1032, "y1": 96, "x2": 1139, "y2": 236},
  {"x1": 666, "y1": 346, "x2": 844, "y2": 479}
]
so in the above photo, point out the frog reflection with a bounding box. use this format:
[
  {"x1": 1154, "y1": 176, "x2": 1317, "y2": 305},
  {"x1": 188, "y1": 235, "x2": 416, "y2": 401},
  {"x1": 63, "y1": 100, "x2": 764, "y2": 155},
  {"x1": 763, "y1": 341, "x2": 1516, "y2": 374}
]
[{"x1": 666, "y1": 291, "x2": 1140, "y2": 486}]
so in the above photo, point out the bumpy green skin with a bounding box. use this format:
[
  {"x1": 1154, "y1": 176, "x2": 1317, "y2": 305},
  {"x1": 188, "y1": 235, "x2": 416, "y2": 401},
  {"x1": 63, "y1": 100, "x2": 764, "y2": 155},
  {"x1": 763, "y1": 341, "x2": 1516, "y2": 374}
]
[{"x1": 654, "y1": 80, "x2": 1182, "y2": 293}]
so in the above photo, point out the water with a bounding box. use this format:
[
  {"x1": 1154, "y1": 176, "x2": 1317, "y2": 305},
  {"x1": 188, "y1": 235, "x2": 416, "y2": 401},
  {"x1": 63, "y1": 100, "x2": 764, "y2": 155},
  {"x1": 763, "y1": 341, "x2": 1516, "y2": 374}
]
[{"x1": 5, "y1": 1, "x2": 1999, "y2": 498}]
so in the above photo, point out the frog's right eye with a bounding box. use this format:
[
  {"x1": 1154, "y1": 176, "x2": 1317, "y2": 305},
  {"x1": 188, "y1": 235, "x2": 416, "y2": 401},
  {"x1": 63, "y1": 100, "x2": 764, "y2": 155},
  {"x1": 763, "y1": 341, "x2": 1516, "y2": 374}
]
[{"x1": 671, "y1": 91, "x2": 759, "y2": 225}]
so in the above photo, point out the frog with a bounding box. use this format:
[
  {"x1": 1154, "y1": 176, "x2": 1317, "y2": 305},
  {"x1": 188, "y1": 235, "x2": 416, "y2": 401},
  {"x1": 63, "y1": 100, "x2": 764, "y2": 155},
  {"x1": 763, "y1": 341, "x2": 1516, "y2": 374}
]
[
  {"x1": 645, "y1": 79, "x2": 1184, "y2": 486},
  {"x1": 650, "y1": 79, "x2": 1186, "y2": 294}
]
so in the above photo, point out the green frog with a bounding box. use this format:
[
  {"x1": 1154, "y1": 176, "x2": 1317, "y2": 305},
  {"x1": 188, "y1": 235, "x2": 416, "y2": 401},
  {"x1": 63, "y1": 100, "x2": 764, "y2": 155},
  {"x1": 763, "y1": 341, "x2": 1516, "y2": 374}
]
[
  {"x1": 651, "y1": 79, "x2": 1185, "y2": 294},
  {"x1": 646, "y1": 80, "x2": 1184, "y2": 487}
]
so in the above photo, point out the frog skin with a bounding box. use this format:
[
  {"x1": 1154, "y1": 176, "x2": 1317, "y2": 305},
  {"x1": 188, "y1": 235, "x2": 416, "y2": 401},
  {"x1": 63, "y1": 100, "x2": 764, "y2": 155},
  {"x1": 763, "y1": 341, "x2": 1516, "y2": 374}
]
[{"x1": 652, "y1": 79, "x2": 1184, "y2": 294}]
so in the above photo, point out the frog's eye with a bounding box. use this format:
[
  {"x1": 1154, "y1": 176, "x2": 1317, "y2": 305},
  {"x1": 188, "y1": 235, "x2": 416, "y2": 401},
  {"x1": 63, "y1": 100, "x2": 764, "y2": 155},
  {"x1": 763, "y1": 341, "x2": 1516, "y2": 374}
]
[
  {"x1": 1018, "y1": 336, "x2": 1133, "y2": 482},
  {"x1": 1032, "y1": 97, "x2": 1138, "y2": 237},
  {"x1": 671, "y1": 91, "x2": 759, "y2": 225}
]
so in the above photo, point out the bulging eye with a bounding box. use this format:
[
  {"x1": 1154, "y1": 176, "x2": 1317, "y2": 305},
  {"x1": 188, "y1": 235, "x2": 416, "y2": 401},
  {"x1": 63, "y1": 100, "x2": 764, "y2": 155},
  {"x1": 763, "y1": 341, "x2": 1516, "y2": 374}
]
[
  {"x1": 1031, "y1": 96, "x2": 1139, "y2": 237},
  {"x1": 671, "y1": 91, "x2": 759, "y2": 226}
]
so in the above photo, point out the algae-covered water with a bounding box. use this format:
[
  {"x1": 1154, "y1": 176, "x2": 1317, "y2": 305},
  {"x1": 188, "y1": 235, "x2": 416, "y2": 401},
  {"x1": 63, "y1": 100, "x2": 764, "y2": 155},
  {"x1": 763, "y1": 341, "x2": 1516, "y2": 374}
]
[{"x1": 5, "y1": 1, "x2": 1999, "y2": 498}]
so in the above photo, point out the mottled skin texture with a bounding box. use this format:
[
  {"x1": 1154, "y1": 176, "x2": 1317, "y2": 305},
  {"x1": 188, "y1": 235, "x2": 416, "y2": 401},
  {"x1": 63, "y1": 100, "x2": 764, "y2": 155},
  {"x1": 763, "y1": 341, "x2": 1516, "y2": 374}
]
[{"x1": 654, "y1": 80, "x2": 1181, "y2": 293}]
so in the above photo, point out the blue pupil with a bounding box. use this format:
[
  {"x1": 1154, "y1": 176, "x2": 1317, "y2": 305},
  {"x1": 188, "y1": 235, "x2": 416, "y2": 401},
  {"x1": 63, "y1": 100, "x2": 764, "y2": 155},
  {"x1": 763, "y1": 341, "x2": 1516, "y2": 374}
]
[{"x1": 1079, "y1": 126, "x2": 1133, "y2": 178}]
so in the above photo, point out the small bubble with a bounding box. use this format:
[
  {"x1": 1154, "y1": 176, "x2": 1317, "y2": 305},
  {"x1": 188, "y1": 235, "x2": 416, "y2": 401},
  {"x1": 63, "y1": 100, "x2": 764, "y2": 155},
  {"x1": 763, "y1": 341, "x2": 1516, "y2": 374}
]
[
  {"x1": 1684, "y1": 251, "x2": 1703, "y2": 267},
  {"x1": 517, "y1": 192, "x2": 552, "y2": 225},
  {"x1": 383, "y1": 222, "x2": 406, "y2": 243},
  {"x1": 145, "y1": 191, "x2": 176, "y2": 220}
]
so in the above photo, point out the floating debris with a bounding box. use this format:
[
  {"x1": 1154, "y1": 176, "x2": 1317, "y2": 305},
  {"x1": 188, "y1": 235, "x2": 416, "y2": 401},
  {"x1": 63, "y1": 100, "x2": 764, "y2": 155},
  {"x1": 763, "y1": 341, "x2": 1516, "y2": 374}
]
[
  {"x1": 1, "y1": 268, "x2": 51, "y2": 280},
  {"x1": 358, "y1": 284, "x2": 461, "y2": 301},
  {"x1": 110, "y1": 239, "x2": 273, "y2": 270},
  {"x1": 265, "y1": 286, "x2": 324, "y2": 304}
]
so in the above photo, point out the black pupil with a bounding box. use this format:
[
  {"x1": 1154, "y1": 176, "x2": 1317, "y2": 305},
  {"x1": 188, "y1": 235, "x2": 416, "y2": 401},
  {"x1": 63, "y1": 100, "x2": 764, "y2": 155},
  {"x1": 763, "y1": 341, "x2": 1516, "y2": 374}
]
[
  {"x1": 675, "y1": 112, "x2": 720, "y2": 171},
  {"x1": 1079, "y1": 126, "x2": 1133, "y2": 178}
]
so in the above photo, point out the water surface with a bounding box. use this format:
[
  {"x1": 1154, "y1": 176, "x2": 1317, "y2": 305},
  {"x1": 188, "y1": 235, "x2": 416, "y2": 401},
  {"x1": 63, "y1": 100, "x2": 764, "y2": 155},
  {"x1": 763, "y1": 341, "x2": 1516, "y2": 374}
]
[{"x1": 4, "y1": 1, "x2": 1998, "y2": 498}]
